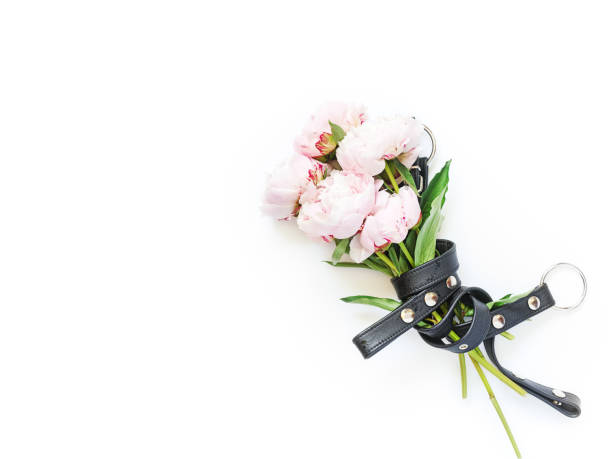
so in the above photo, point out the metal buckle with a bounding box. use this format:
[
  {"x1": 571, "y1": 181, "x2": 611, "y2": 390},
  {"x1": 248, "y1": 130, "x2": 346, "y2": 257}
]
[
  {"x1": 410, "y1": 165, "x2": 423, "y2": 192},
  {"x1": 424, "y1": 124, "x2": 436, "y2": 165},
  {"x1": 539, "y1": 262, "x2": 587, "y2": 311}
]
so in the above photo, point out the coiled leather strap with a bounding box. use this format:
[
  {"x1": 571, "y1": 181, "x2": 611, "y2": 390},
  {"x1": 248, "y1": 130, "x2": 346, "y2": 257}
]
[
  {"x1": 353, "y1": 240, "x2": 460, "y2": 358},
  {"x1": 352, "y1": 239, "x2": 581, "y2": 417}
]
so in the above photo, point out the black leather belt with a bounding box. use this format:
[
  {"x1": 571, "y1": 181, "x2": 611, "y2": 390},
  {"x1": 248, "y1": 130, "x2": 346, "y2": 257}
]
[{"x1": 352, "y1": 239, "x2": 581, "y2": 417}]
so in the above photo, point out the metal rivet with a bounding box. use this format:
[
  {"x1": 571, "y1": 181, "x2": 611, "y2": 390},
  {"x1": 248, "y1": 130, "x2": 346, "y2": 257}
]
[
  {"x1": 553, "y1": 389, "x2": 566, "y2": 398},
  {"x1": 553, "y1": 400, "x2": 562, "y2": 406},
  {"x1": 528, "y1": 296, "x2": 541, "y2": 310},
  {"x1": 400, "y1": 308, "x2": 415, "y2": 323},
  {"x1": 424, "y1": 292, "x2": 438, "y2": 307},
  {"x1": 492, "y1": 314, "x2": 506, "y2": 329},
  {"x1": 446, "y1": 275, "x2": 457, "y2": 288},
  {"x1": 458, "y1": 344, "x2": 468, "y2": 350}
]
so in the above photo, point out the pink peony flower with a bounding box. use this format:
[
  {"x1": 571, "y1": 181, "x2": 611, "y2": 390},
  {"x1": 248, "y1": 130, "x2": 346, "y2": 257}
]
[
  {"x1": 297, "y1": 170, "x2": 380, "y2": 241},
  {"x1": 336, "y1": 116, "x2": 424, "y2": 176},
  {"x1": 261, "y1": 154, "x2": 328, "y2": 220},
  {"x1": 293, "y1": 102, "x2": 367, "y2": 159},
  {"x1": 349, "y1": 187, "x2": 421, "y2": 263}
]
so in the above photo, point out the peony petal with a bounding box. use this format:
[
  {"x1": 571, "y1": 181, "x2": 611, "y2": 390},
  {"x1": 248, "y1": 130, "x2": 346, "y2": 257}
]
[
  {"x1": 261, "y1": 203, "x2": 296, "y2": 219},
  {"x1": 349, "y1": 236, "x2": 373, "y2": 263}
]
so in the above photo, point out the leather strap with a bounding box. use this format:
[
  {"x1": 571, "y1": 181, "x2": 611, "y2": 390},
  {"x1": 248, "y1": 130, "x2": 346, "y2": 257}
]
[
  {"x1": 418, "y1": 287, "x2": 493, "y2": 353},
  {"x1": 353, "y1": 275, "x2": 460, "y2": 358},
  {"x1": 483, "y1": 285, "x2": 554, "y2": 339},
  {"x1": 421, "y1": 284, "x2": 556, "y2": 352},
  {"x1": 390, "y1": 239, "x2": 458, "y2": 301},
  {"x1": 353, "y1": 240, "x2": 460, "y2": 358},
  {"x1": 410, "y1": 157, "x2": 429, "y2": 193},
  {"x1": 352, "y1": 238, "x2": 582, "y2": 417},
  {"x1": 484, "y1": 338, "x2": 581, "y2": 417}
]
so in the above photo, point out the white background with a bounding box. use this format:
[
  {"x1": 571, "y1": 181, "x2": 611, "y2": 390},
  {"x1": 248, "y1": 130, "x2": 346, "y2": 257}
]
[{"x1": 1, "y1": 1, "x2": 611, "y2": 458}]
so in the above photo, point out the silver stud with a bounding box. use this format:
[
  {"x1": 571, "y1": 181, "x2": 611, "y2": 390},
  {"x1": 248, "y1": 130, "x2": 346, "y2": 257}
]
[
  {"x1": 424, "y1": 292, "x2": 438, "y2": 307},
  {"x1": 446, "y1": 275, "x2": 457, "y2": 288},
  {"x1": 553, "y1": 400, "x2": 562, "y2": 406},
  {"x1": 400, "y1": 308, "x2": 415, "y2": 323},
  {"x1": 458, "y1": 344, "x2": 468, "y2": 351},
  {"x1": 552, "y1": 389, "x2": 566, "y2": 398},
  {"x1": 492, "y1": 314, "x2": 506, "y2": 329},
  {"x1": 528, "y1": 296, "x2": 541, "y2": 310}
]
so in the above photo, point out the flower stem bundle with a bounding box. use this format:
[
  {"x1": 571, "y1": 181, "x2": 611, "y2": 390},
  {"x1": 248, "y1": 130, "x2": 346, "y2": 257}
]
[{"x1": 263, "y1": 102, "x2": 551, "y2": 458}]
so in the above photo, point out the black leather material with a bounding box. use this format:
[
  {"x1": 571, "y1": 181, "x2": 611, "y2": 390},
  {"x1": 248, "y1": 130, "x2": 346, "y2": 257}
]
[
  {"x1": 410, "y1": 157, "x2": 429, "y2": 193},
  {"x1": 353, "y1": 275, "x2": 461, "y2": 358},
  {"x1": 484, "y1": 338, "x2": 581, "y2": 417},
  {"x1": 420, "y1": 284, "x2": 557, "y2": 354},
  {"x1": 484, "y1": 284, "x2": 555, "y2": 339},
  {"x1": 418, "y1": 287, "x2": 493, "y2": 353},
  {"x1": 390, "y1": 239, "x2": 458, "y2": 301},
  {"x1": 353, "y1": 240, "x2": 460, "y2": 358},
  {"x1": 352, "y1": 236, "x2": 582, "y2": 417}
]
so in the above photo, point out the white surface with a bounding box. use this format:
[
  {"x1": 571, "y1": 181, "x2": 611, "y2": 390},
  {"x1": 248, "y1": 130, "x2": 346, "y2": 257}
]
[{"x1": 1, "y1": 1, "x2": 611, "y2": 458}]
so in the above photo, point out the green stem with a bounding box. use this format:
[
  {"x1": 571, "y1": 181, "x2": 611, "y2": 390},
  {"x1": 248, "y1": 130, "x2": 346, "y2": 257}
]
[
  {"x1": 376, "y1": 252, "x2": 400, "y2": 277},
  {"x1": 398, "y1": 242, "x2": 415, "y2": 267},
  {"x1": 454, "y1": 303, "x2": 466, "y2": 323},
  {"x1": 469, "y1": 355, "x2": 521, "y2": 458},
  {"x1": 470, "y1": 349, "x2": 525, "y2": 395},
  {"x1": 501, "y1": 331, "x2": 515, "y2": 340},
  {"x1": 471, "y1": 350, "x2": 525, "y2": 396},
  {"x1": 431, "y1": 311, "x2": 526, "y2": 396},
  {"x1": 459, "y1": 354, "x2": 467, "y2": 399},
  {"x1": 384, "y1": 161, "x2": 400, "y2": 194}
]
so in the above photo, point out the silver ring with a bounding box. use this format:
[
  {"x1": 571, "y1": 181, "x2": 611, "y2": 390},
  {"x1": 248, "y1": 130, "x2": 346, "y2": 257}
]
[
  {"x1": 539, "y1": 262, "x2": 587, "y2": 311},
  {"x1": 423, "y1": 124, "x2": 436, "y2": 165}
]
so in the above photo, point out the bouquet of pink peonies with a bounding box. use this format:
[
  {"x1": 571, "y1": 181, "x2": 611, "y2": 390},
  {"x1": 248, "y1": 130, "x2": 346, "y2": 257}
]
[{"x1": 263, "y1": 102, "x2": 582, "y2": 458}]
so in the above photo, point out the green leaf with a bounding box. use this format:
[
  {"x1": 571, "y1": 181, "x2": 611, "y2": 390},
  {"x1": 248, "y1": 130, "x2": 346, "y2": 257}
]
[
  {"x1": 323, "y1": 261, "x2": 370, "y2": 269},
  {"x1": 420, "y1": 160, "x2": 451, "y2": 222},
  {"x1": 340, "y1": 295, "x2": 401, "y2": 311},
  {"x1": 396, "y1": 246, "x2": 409, "y2": 272},
  {"x1": 463, "y1": 291, "x2": 532, "y2": 317},
  {"x1": 363, "y1": 258, "x2": 392, "y2": 276},
  {"x1": 487, "y1": 291, "x2": 530, "y2": 309},
  {"x1": 331, "y1": 238, "x2": 350, "y2": 265},
  {"x1": 387, "y1": 246, "x2": 400, "y2": 270},
  {"x1": 392, "y1": 158, "x2": 419, "y2": 194},
  {"x1": 316, "y1": 150, "x2": 337, "y2": 163},
  {"x1": 367, "y1": 254, "x2": 386, "y2": 268},
  {"x1": 404, "y1": 229, "x2": 417, "y2": 253},
  {"x1": 414, "y1": 194, "x2": 444, "y2": 266},
  {"x1": 387, "y1": 245, "x2": 408, "y2": 273},
  {"x1": 329, "y1": 121, "x2": 346, "y2": 143}
]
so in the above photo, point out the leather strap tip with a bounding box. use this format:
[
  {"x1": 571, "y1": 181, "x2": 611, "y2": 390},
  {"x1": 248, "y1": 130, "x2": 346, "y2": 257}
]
[
  {"x1": 352, "y1": 337, "x2": 372, "y2": 359},
  {"x1": 547, "y1": 389, "x2": 581, "y2": 418}
]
